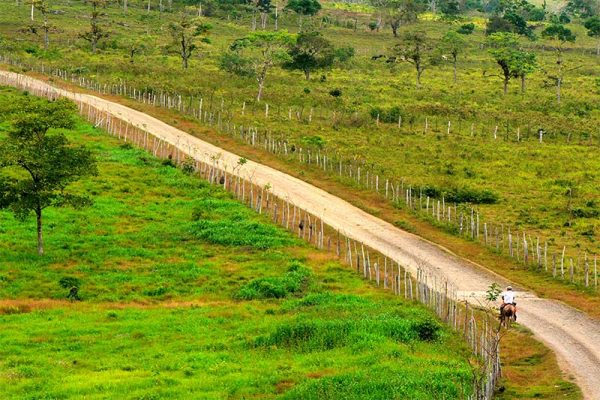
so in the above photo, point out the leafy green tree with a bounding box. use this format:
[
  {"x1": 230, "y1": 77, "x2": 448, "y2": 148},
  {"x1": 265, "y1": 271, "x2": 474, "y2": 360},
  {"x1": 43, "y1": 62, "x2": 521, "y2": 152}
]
[
  {"x1": 79, "y1": 0, "x2": 111, "y2": 54},
  {"x1": 584, "y1": 16, "x2": 600, "y2": 56},
  {"x1": 256, "y1": 0, "x2": 273, "y2": 29},
  {"x1": 486, "y1": 32, "x2": 519, "y2": 94},
  {"x1": 122, "y1": 36, "x2": 150, "y2": 63},
  {"x1": 439, "y1": 30, "x2": 465, "y2": 83},
  {"x1": 566, "y1": 0, "x2": 597, "y2": 18},
  {"x1": 284, "y1": 31, "x2": 334, "y2": 80},
  {"x1": 285, "y1": 0, "x2": 321, "y2": 27},
  {"x1": 0, "y1": 97, "x2": 97, "y2": 256},
  {"x1": 392, "y1": 30, "x2": 434, "y2": 88},
  {"x1": 220, "y1": 31, "x2": 294, "y2": 101},
  {"x1": 168, "y1": 12, "x2": 212, "y2": 69},
  {"x1": 383, "y1": 0, "x2": 422, "y2": 37},
  {"x1": 509, "y1": 50, "x2": 537, "y2": 93},
  {"x1": 541, "y1": 24, "x2": 576, "y2": 103},
  {"x1": 29, "y1": 0, "x2": 58, "y2": 50}
]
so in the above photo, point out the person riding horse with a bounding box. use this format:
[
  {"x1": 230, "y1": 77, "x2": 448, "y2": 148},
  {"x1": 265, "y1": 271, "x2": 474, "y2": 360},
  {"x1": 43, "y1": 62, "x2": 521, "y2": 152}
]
[{"x1": 500, "y1": 285, "x2": 517, "y2": 321}]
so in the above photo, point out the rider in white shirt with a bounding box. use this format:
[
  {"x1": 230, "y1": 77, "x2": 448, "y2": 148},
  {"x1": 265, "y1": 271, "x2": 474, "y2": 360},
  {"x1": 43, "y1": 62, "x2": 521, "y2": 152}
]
[{"x1": 500, "y1": 286, "x2": 517, "y2": 320}]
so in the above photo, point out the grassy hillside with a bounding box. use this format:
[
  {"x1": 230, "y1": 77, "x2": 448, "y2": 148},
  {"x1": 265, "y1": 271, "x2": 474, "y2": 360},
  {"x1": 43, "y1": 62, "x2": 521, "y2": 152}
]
[
  {"x1": 0, "y1": 0, "x2": 597, "y2": 266},
  {"x1": 0, "y1": 87, "x2": 580, "y2": 399},
  {"x1": 0, "y1": 87, "x2": 475, "y2": 399}
]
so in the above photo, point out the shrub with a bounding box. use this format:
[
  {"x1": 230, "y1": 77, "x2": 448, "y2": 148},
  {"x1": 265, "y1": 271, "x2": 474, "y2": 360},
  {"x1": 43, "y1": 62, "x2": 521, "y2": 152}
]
[
  {"x1": 58, "y1": 276, "x2": 81, "y2": 289},
  {"x1": 457, "y1": 23, "x2": 475, "y2": 34},
  {"x1": 329, "y1": 88, "x2": 342, "y2": 97},
  {"x1": 421, "y1": 185, "x2": 498, "y2": 204},
  {"x1": 413, "y1": 318, "x2": 441, "y2": 341},
  {"x1": 369, "y1": 106, "x2": 402, "y2": 123},
  {"x1": 236, "y1": 262, "x2": 312, "y2": 300}
]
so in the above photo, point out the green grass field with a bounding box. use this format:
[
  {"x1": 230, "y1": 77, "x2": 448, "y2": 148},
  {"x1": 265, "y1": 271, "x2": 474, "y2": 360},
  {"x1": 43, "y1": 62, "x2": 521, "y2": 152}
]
[
  {"x1": 0, "y1": 0, "x2": 597, "y2": 262},
  {"x1": 0, "y1": 87, "x2": 479, "y2": 399}
]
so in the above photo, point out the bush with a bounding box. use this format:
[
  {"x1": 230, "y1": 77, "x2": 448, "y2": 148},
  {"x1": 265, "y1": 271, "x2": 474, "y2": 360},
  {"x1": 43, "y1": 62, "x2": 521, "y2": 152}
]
[
  {"x1": 369, "y1": 106, "x2": 402, "y2": 123},
  {"x1": 329, "y1": 88, "x2": 342, "y2": 97},
  {"x1": 413, "y1": 318, "x2": 441, "y2": 341},
  {"x1": 457, "y1": 23, "x2": 475, "y2": 34},
  {"x1": 236, "y1": 262, "x2": 312, "y2": 300},
  {"x1": 58, "y1": 276, "x2": 81, "y2": 289},
  {"x1": 422, "y1": 185, "x2": 498, "y2": 204}
]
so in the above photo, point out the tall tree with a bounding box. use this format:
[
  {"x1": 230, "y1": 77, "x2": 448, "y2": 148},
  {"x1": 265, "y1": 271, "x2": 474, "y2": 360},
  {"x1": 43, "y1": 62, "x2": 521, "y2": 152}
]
[
  {"x1": 284, "y1": 31, "x2": 334, "y2": 80},
  {"x1": 438, "y1": 30, "x2": 465, "y2": 83},
  {"x1": 0, "y1": 96, "x2": 97, "y2": 256},
  {"x1": 392, "y1": 30, "x2": 434, "y2": 88},
  {"x1": 509, "y1": 49, "x2": 537, "y2": 93},
  {"x1": 79, "y1": 0, "x2": 111, "y2": 53},
  {"x1": 220, "y1": 31, "x2": 294, "y2": 101},
  {"x1": 584, "y1": 16, "x2": 600, "y2": 56},
  {"x1": 168, "y1": 12, "x2": 212, "y2": 69},
  {"x1": 541, "y1": 24, "x2": 576, "y2": 103},
  {"x1": 487, "y1": 32, "x2": 519, "y2": 95},
  {"x1": 285, "y1": 0, "x2": 321, "y2": 28},
  {"x1": 383, "y1": 0, "x2": 422, "y2": 37},
  {"x1": 31, "y1": 0, "x2": 57, "y2": 50}
]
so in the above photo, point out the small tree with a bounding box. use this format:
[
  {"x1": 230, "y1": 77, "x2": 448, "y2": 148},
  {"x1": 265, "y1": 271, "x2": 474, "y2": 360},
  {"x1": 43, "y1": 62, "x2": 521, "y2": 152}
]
[
  {"x1": 584, "y1": 16, "x2": 600, "y2": 56},
  {"x1": 541, "y1": 23, "x2": 576, "y2": 103},
  {"x1": 439, "y1": 30, "x2": 465, "y2": 83},
  {"x1": 28, "y1": 0, "x2": 58, "y2": 50},
  {"x1": 79, "y1": 0, "x2": 111, "y2": 53},
  {"x1": 0, "y1": 97, "x2": 97, "y2": 256},
  {"x1": 384, "y1": 0, "x2": 422, "y2": 37},
  {"x1": 220, "y1": 31, "x2": 294, "y2": 101},
  {"x1": 285, "y1": 0, "x2": 321, "y2": 28},
  {"x1": 487, "y1": 32, "x2": 519, "y2": 95},
  {"x1": 509, "y1": 50, "x2": 537, "y2": 93},
  {"x1": 168, "y1": 12, "x2": 212, "y2": 69},
  {"x1": 392, "y1": 30, "x2": 434, "y2": 88},
  {"x1": 284, "y1": 31, "x2": 334, "y2": 80}
]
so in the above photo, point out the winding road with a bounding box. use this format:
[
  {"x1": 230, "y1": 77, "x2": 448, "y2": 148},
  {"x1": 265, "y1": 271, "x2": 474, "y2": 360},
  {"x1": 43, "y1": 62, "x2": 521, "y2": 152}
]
[{"x1": 2, "y1": 70, "x2": 599, "y2": 399}]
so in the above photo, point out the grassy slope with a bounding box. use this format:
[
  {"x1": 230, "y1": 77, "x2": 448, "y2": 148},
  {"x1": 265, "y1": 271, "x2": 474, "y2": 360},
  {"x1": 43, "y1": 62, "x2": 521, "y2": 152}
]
[
  {"x1": 0, "y1": 1, "x2": 597, "y2": 270},
  {"x1": 0, "y1": 88, "x2": 580, "y2": 399}
]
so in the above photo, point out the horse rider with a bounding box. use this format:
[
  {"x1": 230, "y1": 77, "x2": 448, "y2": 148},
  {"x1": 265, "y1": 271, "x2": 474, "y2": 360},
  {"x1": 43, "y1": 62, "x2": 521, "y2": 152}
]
[{"x1": 500, "y1": 285, "x2": 517, "y2": 321}]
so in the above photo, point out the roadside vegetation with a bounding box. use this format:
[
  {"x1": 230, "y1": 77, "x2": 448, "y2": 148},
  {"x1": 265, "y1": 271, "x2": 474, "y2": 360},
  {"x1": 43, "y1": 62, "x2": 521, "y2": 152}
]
[{"x1": 0, "y1": 87, "x2": 580, "y2": 398}]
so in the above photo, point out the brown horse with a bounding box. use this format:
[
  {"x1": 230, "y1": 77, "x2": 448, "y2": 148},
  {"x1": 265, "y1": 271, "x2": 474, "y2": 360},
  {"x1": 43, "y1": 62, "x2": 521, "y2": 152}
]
[{"x1": 500, "y1": 304, "x2": 516, "y2": 328}]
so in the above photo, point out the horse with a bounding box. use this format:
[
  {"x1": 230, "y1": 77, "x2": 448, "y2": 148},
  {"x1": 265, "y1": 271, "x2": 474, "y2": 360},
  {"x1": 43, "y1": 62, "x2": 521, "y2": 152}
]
[{"x1": 500, "y1": 304, "x2": 516, "y2": 328}]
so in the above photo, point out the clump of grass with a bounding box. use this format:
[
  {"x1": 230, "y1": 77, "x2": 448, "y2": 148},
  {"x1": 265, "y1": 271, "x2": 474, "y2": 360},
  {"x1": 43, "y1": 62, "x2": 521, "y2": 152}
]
[
  {"x1": 254, "y1": 315, "x2": 441, "y2": 352},
  {"x1": 236, "y1": 261, "x2": 312, "y2": 300},
  {"x1": 191, "y1": 218, "x2": 294, "y2": 249}
]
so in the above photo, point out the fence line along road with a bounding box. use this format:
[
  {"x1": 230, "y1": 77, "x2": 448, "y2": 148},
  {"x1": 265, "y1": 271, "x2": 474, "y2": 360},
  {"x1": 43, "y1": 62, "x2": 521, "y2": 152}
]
[{"x1": 2, "y1": 70, "x2": 600, "y2": 400}]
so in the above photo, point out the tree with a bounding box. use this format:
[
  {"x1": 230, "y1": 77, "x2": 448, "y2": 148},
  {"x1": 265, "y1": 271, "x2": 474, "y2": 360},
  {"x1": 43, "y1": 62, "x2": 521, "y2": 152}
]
[
  {"x1": 123, "y1": 36, "x2": 150, "y2": 63},
  {"x1": 392, "y1": 31, "x2": 434, "y2": 88},
  {"x1": 285, "y1": 0, "x2": 321, "y2": 27},
  {"x1": 439, "y1": 30, "x2": 465, "y2": 83},
  {"x1": 284, "y1": 31, "x2": 334, "y2": 80},
  {"x1": 566, "y1": 0, "x2": 597, "y2": 18},
  {"x1": 254, "y1": 0, "x2": 273, "y2": 30},
  {"x1": 541, "y1": 24, "x2": 576, "y2": 103},
  {"x1": 383, "y1": 0, "x2": 422, "y2": 37},
  {"x1": 79, "y1": 0, "x2": 111, "y2": 53},
  {"x1": 0, "y1": 96, "x2": 97, "y2": 256},
  {"x1": 509, "y1": 49, "x2": 537, "y2": 93},
  {"x1": 168, "y1": 12, "x2": 212, "y2": 69},
  {"x1": 487, "y1": 32, "x2": 519, "y2": 95},
  {"x1": 220, "y1": 31, "x2": 294, "y2": 101},
  {"x1": 584, "y1": 16, "x2": 600, "y2": 56},
  {"x1": 28, "y1": 0, "x2": 58, "y2": 50}
]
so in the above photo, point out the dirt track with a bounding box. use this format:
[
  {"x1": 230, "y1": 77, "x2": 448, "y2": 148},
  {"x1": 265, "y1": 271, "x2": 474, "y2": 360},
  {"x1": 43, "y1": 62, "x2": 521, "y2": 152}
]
[{"x1": 3, "y1": 71, "x2": 599, "y2": 399}]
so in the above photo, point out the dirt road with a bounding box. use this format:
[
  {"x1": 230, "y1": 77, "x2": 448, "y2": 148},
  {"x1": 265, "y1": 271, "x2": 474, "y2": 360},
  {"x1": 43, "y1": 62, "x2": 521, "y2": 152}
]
[{"x1": 3, "y1": 71, "x2": 599, "y2": 399}]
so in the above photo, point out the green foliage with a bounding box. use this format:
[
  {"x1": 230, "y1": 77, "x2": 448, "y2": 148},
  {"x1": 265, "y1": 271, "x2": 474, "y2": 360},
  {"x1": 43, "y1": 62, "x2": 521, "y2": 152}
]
[
  {"x1": 284, "y1": 31, "x2": 335, "y2": 80},
  {"x1": 422, "y1": 185, "x2": 499, "y2": 204},
  {"x1": 486, "y1": 282, "x2": 502, "y2": 302},
  {"x1": 457, "y1": 22, "x2": 475, "y2": 34},
  {"x1": 58, "y1": 276, "x2": 81, "y2": 289},
  {"x1": 584, "y1": 16, "x2": 600, "y2": 38},
  {"x1": 541, "y1": 24, "x2": 576, "y2": 44},
  {"x1": 370, "y1": 106, "x2": 402, "y2": 123},
  {"x1": 285, "y1": 0, "x2": 322, "y2": 16},
  {"x1": 0, "y1": 94, "x2": 97, "y2": 255},
  {"x1": 236, "y1": 261, "x2": 312, "y2": 299}
]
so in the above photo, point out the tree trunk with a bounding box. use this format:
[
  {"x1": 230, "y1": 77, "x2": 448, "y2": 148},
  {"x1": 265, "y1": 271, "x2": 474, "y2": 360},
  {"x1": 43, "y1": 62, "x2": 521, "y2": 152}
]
[
  {"x1": 147, "y1": 0, "x2": 151, "y2": 13},
  {"x1": 256, "y1": 64, "x2": 268, "y2": 101},
  {"x1": 31, "y1": 2, "x2": 34, "y2": 20},
  {"x1": 416, "y1": 67, "x2": 422, "y2": 89},
  {"x1": 453, "y1": 59, "x2": 457, "y2": 83},
  {"x1": 391, "y1": 24, "x2": 398, "y2": 37},
  {"x1": 503, "y1": 76, "x2": 508, "y2": 95},
  {"x1": 556, "y1": 76, "x2": 561, "y2": 104},
  {"x1": 304, "y1": 69, "x2": 310, "y2": 80},
  {"x1": 124, "y1": 0, "x2": 128, "y2": 13},
  {"x1": 43, "y1": 17, "x2": 49, "y2": 50},
  {"x1": 36, "y1": 208, "x2": 44, "y2": 256},
  {"x1": 520, "y1": 74, "x2": 526, "y2": 94},
  {"x1": 92, "y1": 38, "x2": 97, "y2": 54}
]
